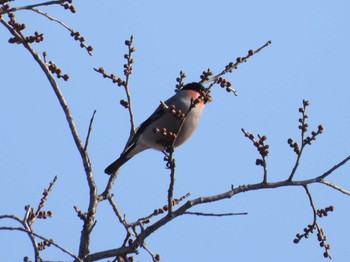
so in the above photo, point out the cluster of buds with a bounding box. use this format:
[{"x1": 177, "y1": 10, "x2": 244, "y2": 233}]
[
  {"x1": 199, "y1": 68, "x2": 213, "y2": 82},
  {"x1": 288, "y1": 100, "x2": 324, "y2": 154},
  {"x1": 47, "y1": 61, "x2": 69, "y2": 81},
  {"x1": 224, "y1": 61, "x2": 236, "y2": 73},
  {"x1": 153, "y1": 127, "x2": 177, "y2": 148},
  {"x1": 23, "y1": 256, "x2": 32, "y2": 262},
  {"x1": 304, "y1": 124, "x2": 324, "y2": 145},
  {"x1": 25, "y1": 176, "x2": 57, "y2": 223},
  {"x1": 242, "y1": 129, "x2": 269, "y2": 166},
  {"x1": 70, "y1": 31, "x2": 93, "y2": 55},
  {"x1": 294, "y1": 224, "x2": 315, "y2": 243},
  {"x1": 298, "y1": 99, "x2": 311, "y2": 132},
  {"x1": 9, "y1": 32, "x2": 44, "y2": 44},
  {"x1": 37, "y1": 239, "x2": 52, "y2": 251},
  {"x1": 95, "y1": 67, "x2": 125, "y2": 86},
  {"x1": 161, "y1": 102, "x2": 186, "y2": 121},
  {"x1": 317, "y1": 205, "x2": 334, "y2": 218},
  {"x1": 24, "y1": 205, "x2": 36, "y2": 222},
  {"x1": 318, "y1": 227, "x2": 331, "y2": 258},
  {"x1": 74, "y1": 205, "x2": 87, "y2": 221},
  {"x1": 130, "y1": 193, "x2": 190, "y2": 229},
  {"x1": 120, "y1": 99, "x2": 129, "y2": 109},
  {"x1": 216, "y1": 77, "x2": 237, "y2": 95},
  {"x1": 223, "y1": 48, "x2": 255, "y2": 74},
  {"x1": 7, "y1": 12, "x2": 25, "y2": 31},
  {"x1": 0, "y1": 3, "x2": 10, "y2": 13},
  {"x1": 121, "y1": 255, "x2": 134, "y2": 262},
  {"x1": 7, "y1": 13, "x2": 26, "y2": 44},
  {"x1": 7, "y1": 13, "x2": 44, "y2": 44},
  {"x1": 287, "y1": 138, "x2": 300, "y2": 154},
  {"x1": 175, "y1": 70, "x2": 187, "y2": 92},
  {"x1": 0, "y1": 0, "x2": 12, "y2": 13},
  {"x1": 25, "y1": 31, "x2": 44, "y2": 43},
  {"x1": 294, "y1": 222, "x2": 332, "y2": 258},
  {"x1": 124, "y1": 35, "x2": 135, "y2": 77},
  {"x1": 60, "y1": 0, "x2": 76, "y2": 13},
  {"x1": 152, "y1": 194, "x2": 189, "y2": 216},
  {"x1": 37, "y1": 210, "x2": 52, "y2": 219}
]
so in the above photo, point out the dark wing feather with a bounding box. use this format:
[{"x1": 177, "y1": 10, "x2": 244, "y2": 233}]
[{"x1": 123, "y1": 105, "x2": 165, "y2": 152}]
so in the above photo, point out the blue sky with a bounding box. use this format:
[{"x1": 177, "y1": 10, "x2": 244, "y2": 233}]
[{"x1": 1, "y1": 0, "x2": 350, "y2": 261}]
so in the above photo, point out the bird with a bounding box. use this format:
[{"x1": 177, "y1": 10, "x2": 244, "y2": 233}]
[{"x1": 104, "y1": 82, "x2": 212, "y2": 175}]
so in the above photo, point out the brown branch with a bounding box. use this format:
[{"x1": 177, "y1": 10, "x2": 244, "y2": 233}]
[
  {"x1": 294, "y1": 186, "x2": 333, "y2": 258},
  {"x1": 165, "y1": 148, "x2": 176, "y2": 215},
  {"x1": 0, "y1": 0, "x2": 66, "y2": 14},
  {"x1": 142, "y1": 243, "x2": 159, "y2": 262},
  {"x1": 287, "y1": 100, "x2": 324, "y2": 181},
  {"x1": 30, "y1": 7, "x2": 93, "y2": 55},
  {"x1": 184, "y1": 211, "x2": 248, "y2": 217},
  {"x1": 86, "y1": 154, "x2": 350, "y2": 261},
  {"x1": 123, "y1": 35, "x2": 136, "y2": 136},
  {"x1": 319, "y1": 154, "x2": 350, "y2": 180},
  {"x1": 84, "y1": 110, "x2": 97, "y2": 151},
  {"x1": 304, "y1": 185, "x2": 317, "y2": 222},
  {"x1": 32, "y1": 175, "x2": 57, "y2": 222},
  {"x1": 288, "y1": 101, "x2": 310, "y2": 181},
  {"x1": 0, "y1": 17, "x2": 97, "y2": 259},
  {"x1": 107, "y1": 196, "x2": 134, "y2": 243},
  {"x1": 0, "y1": 226, "x2": 81, "y2": 261},
  {"x1": 320, "y1": 180, "x2": 350, "y2": 196},
  {"x1": 0, "y1": 213, "x2": 40, "y2": 261},
  {"x1": 200, "y1": 40, "x2": 272, "y2": 86}
]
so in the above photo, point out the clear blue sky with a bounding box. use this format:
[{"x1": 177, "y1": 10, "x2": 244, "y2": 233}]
[{"x1": 1, "y1": 0, "x2": 350, "y2": 261}]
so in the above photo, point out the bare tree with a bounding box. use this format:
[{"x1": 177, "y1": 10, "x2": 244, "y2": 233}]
[{"x1": 1, "y1": 1, "x2": 349, "y2": 261}]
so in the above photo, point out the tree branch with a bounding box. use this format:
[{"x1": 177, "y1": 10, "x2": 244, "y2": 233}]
[
  {"x1": 0, "y1": 226, "x2": 81, "y2": 261},
  {"x1": 0, "y1": 16, "x2": 97, "y2": 259},
  {"x1": 86, "y1": 152, "x2": 350, "y2": 261}
]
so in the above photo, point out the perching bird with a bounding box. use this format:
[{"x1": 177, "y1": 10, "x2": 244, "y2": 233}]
[{"x1": 104, "y1": 82, "x2": 211, "y2": 175}]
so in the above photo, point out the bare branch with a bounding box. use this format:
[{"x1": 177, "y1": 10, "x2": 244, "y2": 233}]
[
  {"x1": 30, "y1": 7, "x2": 93, "y2": 55},
  {"x1": 184, "y1": 211, "x2": 248, "y2": 217},
  {"x1": 320, "y1": 180, "x2": 350, "y2": 196},
  {"x1": 0, "y1": 0, "x2": 66, "y2": 14},
  {"x1": 319, "y1": 154, "x2": 350, "y2": 180},
  {"x1": 107, "y1": 196, "x2": 134, "y2": 242},
  {"x1": 0, "y1": 226, "x2": 81, "y2": 261},
  {"x1": 32, "y1": 176, "x2": 57, "y2": 223},
  {"x1": 200, "y1": 40, "x2": 272, "y2": 86},
  {"x1": 84, "y1": 110, "x2": 97, "y2": 151},
  {"x1": 123, "y1": 35, "x2": 136, "y2": 136},
  {"x1": 0, "y1": 16, "x2": 98, "y2": 259}
]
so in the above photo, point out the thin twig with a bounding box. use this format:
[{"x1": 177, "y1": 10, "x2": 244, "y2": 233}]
[
  {"x1": 0, "y1": 213, "x2": 40, "y2": 261},
  {"x1": 166, "y1": 149, "x2": 176, "y2": 215},
  {"x1": 200, "y1": 40, "x2": 272, "y2": 85},
  {"x1": 84, "y1": 110, "x2": 97, "y2": 151},
  {"x1": 142, "y1": 243, "x2": 159, "y2": 262},
  {"x1": 33, "y1": 175, "x2": 57, "y2": 221},
  {"x1": 107, "y1": 196, "x2": 134, "y2": 238},
  {"x1": 304, "y1": 185, "x2": 317, "y2": 222},
  {"x1": 320, "y1": 180, "x2": 350, "y2": 196},
  {"x1": 87, "y1": 160, "x2": 350, "y2": 262},
  {"x1": 0, "y1": 226, "x2": 81, "y2": 261},
  {"x1": 1, "y1": 17, "x2": 98, "y2": 259},
  {"x1": 319, "y1": 154, "x2": 350, "y2": 180},
  {"x1": 184, "y1": 211, "x2": 248, "y2": 217},
  {"x1": 0, "y1": 0, "x2": 65, "y2": 14},
  {"x1": 123, "y1": 35, "x2": 136, "y2": 136},
  {"x1": 30, "y1": 7, "x2": 93, "y2": 55}
]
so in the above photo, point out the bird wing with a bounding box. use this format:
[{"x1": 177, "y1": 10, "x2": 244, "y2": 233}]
[{"x1": 123, "y1": 105, "x2": 166, "y2": 152}]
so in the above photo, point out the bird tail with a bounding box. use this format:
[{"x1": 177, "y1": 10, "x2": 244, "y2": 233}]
[{"x1": 104, "y1": 155, "x2": 130, "y2": 175}]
